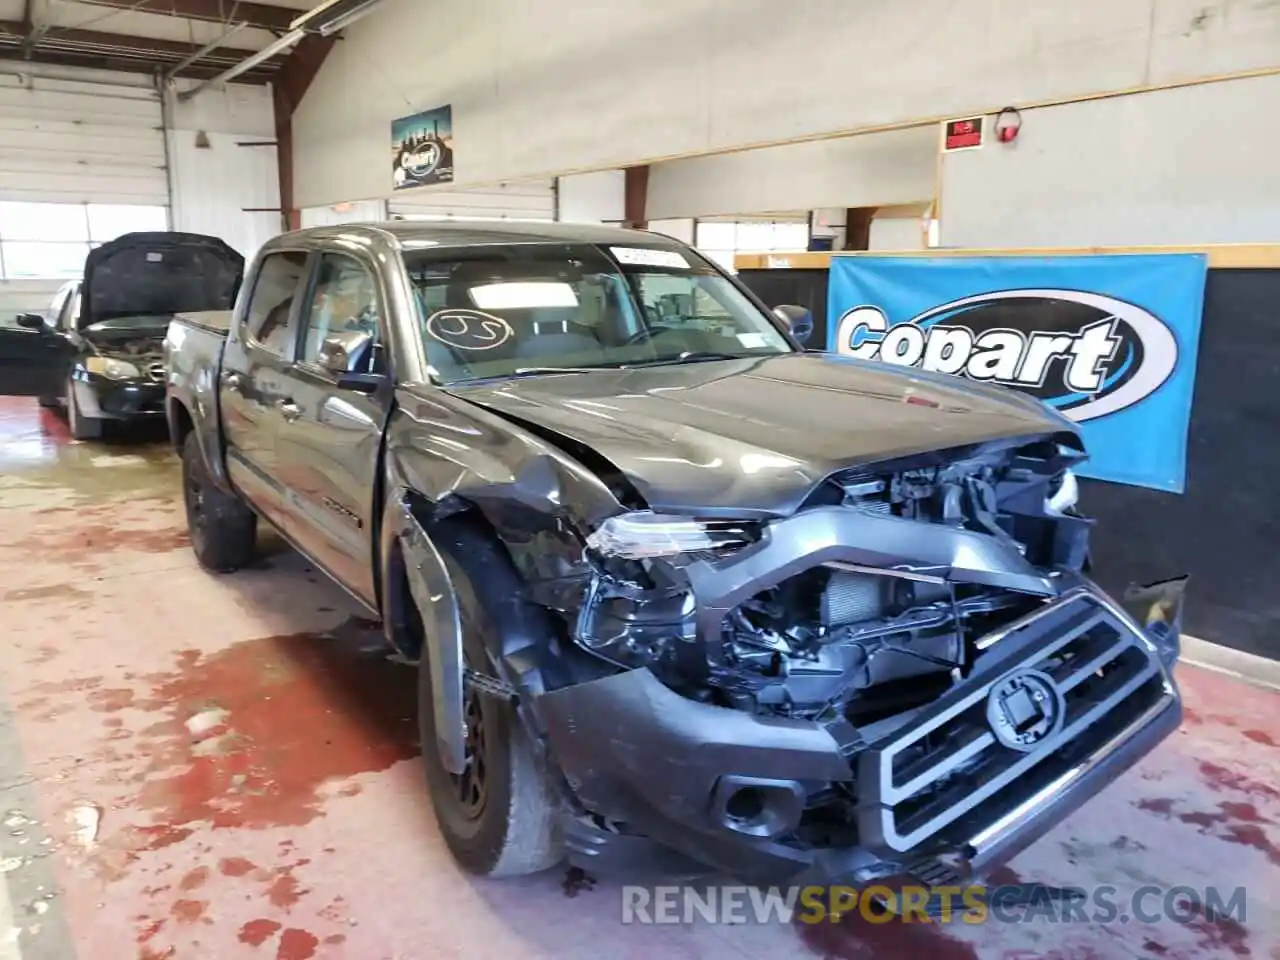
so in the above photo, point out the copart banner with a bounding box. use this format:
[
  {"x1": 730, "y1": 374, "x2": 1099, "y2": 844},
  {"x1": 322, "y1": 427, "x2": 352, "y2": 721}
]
[{"x1": 827, "y1": 254, "x2": 1208, "y2": 492}]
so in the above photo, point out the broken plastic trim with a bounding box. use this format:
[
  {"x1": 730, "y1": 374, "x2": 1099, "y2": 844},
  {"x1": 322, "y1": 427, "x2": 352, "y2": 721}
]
[
  {"x1": 397, "y1": 501, "x2": 467, "y2": 775},
  {"x1": 1119, "y1": 575, "x2": 1189, "y2": 668}
]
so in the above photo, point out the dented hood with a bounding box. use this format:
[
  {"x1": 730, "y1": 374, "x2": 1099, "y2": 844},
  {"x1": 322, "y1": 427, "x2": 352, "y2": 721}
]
[
  {"x1": 80, "y1": 232, "x2": 244, "y2": 328},
  {"x1": 446, "y1": 353, "x2": 1080, "y2": 517}
]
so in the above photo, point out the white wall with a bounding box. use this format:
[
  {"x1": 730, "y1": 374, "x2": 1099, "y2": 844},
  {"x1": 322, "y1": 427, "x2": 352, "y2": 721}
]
[
  {"x1": 557, "y1": 171, "x2": 625, "y2": 224},
  {"x1": 166, "y1": 81, "x2": 280, "y2": 261},
  {"x1": 301, "y1": 200, "x2": 388, "y2": 227},
  {"x1": 389, "y1": 180, "x2": 555, "y2": 220},
  {"x1": 869, "y1": 217, "x2": 925, "y2": 251},
  {"x1": 940, "y1": 73, "x2": 1280, "y2": 247},
  {"x1": 293, "y1": 0, "x2": 1280, "y2": 208},
  {"x1": 647, "y1": 218, "x2": 695, "y2": 243},
  {"x1": 646, "y1": 128, "x2": 936, "y2": 220}
]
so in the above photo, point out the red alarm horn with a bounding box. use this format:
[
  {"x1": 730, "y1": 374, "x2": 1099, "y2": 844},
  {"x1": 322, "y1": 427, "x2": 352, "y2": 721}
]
[{"x1": 995, "y1": 106, "x2": 1023, "y2": 144}]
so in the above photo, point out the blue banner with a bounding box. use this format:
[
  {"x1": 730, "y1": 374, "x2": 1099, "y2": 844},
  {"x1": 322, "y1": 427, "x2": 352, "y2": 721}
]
[{"x1": 827, "y1": 254, "x2": 1207, "y2": 493}]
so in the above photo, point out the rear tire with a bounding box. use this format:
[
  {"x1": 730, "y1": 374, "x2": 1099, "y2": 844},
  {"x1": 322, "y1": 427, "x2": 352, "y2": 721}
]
[
  {"x1": 417, "y1": 521, "x2": 562, "y2": 877},
  {"x1": 182, "y1": 431, "x2": 256, "y2": 572},
  {"x1": 67, "y1": 380, "x2": 102, "y2": 441}
]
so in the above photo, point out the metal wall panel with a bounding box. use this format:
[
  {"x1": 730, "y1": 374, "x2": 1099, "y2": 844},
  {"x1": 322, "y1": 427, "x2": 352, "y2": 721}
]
[
  {"x1": 387, "y1": 180, "x2": 555, "y2": 221},
  {"x1": 0, "y1": 73, "x2": 166, "y2": 205},
  {"x1": 169, "y1": 131, "x2": 280, "y2": 262}
]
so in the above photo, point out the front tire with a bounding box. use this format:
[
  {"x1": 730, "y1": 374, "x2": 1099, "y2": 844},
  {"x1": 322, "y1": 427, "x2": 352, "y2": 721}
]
[
  {"x1": 66, "y1": 380, "x2": 102, "y2": 441},
  {"x1": 182, "y1": 431, "x2": 256, "y2": 572},
  {"x1": 417, "y1": 522, "x2": 561, "y2": 877}
]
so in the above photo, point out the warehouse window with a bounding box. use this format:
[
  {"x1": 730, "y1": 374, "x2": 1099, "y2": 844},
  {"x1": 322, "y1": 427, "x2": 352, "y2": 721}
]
[
  {"x1": 694, "y1": 220, "x2": 810, "y2": 273},
  {"x1": 0, "y1": 202, "x2": 168, "y2": 280}
]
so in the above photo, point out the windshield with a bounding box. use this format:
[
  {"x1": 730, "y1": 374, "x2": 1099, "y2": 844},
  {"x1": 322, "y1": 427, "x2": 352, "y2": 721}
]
[{"x1": 402, "y1": 242, "x2": 793, "y2": 383}]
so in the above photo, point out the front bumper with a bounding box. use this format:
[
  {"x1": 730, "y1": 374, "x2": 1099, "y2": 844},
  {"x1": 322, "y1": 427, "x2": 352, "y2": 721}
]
[
  {"x1": 538, "y1": 584, "x2": 1180, "y2": 883},
  {"x1": 72, "y1": 372, "x2": 166, "y2": 420}
]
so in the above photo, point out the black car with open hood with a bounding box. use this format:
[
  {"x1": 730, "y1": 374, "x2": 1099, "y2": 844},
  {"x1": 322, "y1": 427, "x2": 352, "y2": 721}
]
[{"x1": 0, "y1": 231, "x2": 243, "y2": 440}]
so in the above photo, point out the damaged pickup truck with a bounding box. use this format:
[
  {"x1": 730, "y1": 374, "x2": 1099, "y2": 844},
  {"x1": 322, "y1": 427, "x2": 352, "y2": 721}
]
[{"x1": 165, "y1": 222, "x2": 1185, "y2": 887}]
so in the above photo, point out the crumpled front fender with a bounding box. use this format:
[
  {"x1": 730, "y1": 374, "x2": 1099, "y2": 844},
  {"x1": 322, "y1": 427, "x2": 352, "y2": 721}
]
[{"x1": 386, "y1": 492, "x2": 467, "y2": 776}]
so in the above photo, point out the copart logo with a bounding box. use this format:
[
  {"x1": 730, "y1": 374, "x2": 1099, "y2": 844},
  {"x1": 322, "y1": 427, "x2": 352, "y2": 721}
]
[{"x1": 833, "y1": 290, "x2": 1178, "y2": 422}]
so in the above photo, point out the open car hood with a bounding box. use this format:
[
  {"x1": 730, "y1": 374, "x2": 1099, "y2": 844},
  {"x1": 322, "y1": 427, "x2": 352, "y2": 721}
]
[
  {"x1": 446, "y1": 353, "x2": 1082, "y2": 517},
  {"x1": 80, "y1": 232, "x2": 244, "y2": 328}
]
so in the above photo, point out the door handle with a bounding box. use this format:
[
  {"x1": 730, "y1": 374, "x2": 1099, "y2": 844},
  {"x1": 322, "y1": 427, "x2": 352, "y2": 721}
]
[
  {"x1": 223, "y1": 372, "x2": 243, "y2": 392},
  {"x1": 277, "y1": 399, "x2": 302, "y2": 421}
]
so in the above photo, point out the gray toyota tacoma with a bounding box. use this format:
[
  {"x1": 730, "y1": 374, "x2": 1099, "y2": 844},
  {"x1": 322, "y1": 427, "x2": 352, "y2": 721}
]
[{"x1": 165, "y1": 221, "x2": 1185, "y2": 888}]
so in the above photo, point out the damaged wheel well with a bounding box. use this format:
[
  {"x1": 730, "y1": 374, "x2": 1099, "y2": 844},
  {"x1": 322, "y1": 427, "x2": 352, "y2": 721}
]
[
  {"x1": 167, "y1": 398, "x2": 194, "y2": 450},
  {"x1": 384, "y1": 492, "x2": 502, "y2": 663}
]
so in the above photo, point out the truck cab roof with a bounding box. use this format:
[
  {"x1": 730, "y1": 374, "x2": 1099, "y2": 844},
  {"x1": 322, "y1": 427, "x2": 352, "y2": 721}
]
[{"x1": 270, "y1": 220, "x2": 684, "y2": 252}]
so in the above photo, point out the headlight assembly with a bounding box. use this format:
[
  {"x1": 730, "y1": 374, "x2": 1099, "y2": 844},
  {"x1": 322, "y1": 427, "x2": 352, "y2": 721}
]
[
  {"x1": 585, "y1": 511, "x2": 761, "y2": 561},
  {"x1": 1046, "y1": 468, "x2": 1079, "y2": 514},
  {"x1": 85, "y1": 356, "x2": 142, "y2": 380}
]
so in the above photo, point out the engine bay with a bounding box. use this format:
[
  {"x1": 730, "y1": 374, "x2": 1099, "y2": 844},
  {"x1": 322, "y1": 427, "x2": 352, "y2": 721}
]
[{"x1": 569, "y1": 436, "x2": 1091, "y2": 724}]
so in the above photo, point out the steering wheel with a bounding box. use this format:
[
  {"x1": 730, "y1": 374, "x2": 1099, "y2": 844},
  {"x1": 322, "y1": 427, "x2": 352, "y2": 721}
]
[{"x1": 621, "y1": 323, "x2": 678, "y2": 347}]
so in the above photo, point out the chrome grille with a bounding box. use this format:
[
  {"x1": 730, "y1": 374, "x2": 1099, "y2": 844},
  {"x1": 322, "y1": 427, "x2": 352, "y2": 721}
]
[
  {"x1": 147, "y1": 362, "x2": 165, "y2": 383},
  {"x1": 855, "y1": 589, "x2": 1172, "y2": 855}
]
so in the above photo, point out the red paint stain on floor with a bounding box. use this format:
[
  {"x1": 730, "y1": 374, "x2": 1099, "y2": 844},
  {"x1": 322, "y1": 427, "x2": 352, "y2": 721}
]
[
  {"x1": 126, "y1": 628, "x2": 418, "y2": 834},
  {"x1": 796, "y1": 910, "x2": 979, "y2": 960},
  {"x1": 219, "y1": 856, "x2": 259, "y2": 878},
  {"x1": 1181, "y1": 901, "x2": 1252, "y2": 959},
  {"x1": 1221, "y1": 823, "x2": 1280, "y2": 867},
  {"x1": 170, "y1": 899, "x2": 207, "y2": 924},
  {"x1": 1244, "y1": 729, "x2": 1278, "y2": 747},
  {"x1": 267, "y1": 868, "x2": 308, "y2": 909},
  {"x1": 1136, "y1": 797, "x2": 1176, "y2": 816},
  {"x1": 39, "y1": 524, "x2": 188, "y2": 559},
  {"x1": 1199, "y1": 761, "x2": 1280, "y2": 801},
  {"x1": 178, "y1": 866, "x2": 209, "y2": 891},
  {"x1": 136, "y1": 918, "x2": 165, "y2": 944},
  {"x1": 238, "y1": 919, "x2": 283, "y2": 947},
  {"x1": 276, "y1": 928, "x2": 320, "y2": 960}
]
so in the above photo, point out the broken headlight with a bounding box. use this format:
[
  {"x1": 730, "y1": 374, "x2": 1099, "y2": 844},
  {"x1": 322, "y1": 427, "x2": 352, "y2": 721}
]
[
  {"x1": 585, "y1": 511, "x2": 761, "y2": 560},
  {"x1": 1045, "y1": 468, "x2": 1079, "y2": 514}
]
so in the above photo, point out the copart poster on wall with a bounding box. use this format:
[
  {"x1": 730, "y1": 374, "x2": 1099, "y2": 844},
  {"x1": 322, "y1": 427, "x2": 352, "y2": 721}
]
[
  {"x1": 826, "y1": 254, "x2": 1208, "y2": 493},
  {"x1": 392, "y1": 104, "x2": 454, "y2": 190}
]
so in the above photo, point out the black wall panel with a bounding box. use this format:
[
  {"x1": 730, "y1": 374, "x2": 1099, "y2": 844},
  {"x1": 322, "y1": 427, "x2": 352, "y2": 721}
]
[{"x1": 1083, "y1": 269, "x2": 1280, "y2": 658}]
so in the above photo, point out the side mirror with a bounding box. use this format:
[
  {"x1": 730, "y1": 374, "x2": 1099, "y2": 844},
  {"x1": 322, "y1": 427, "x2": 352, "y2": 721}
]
[
  {"x1": 772, "y1": 304, "x2": 813, "y2": 346},
  {"x1": 318, "y1": 330, "x2": 373, "y2": 377},
  {"x1": 318, "y1": 330, "x2": 382, "y2": 394},
  {"x1": 16, "y1": 313, "x2": 44, "y2": 330}
]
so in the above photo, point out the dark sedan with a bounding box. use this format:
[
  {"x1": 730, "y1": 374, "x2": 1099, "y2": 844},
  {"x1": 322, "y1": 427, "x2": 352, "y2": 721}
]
[{"x1": 0, "y1": 231, "x2": 242, "y2": 440}]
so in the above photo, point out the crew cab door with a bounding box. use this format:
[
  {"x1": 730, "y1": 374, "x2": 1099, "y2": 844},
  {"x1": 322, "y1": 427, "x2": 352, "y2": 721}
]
[
  {"x1": 0, "y1": 282, "x2": 78, "y2": 397},
  {"x1": 219, "y1": 249, "x2": 312, "y2": 533},
  {"x1": 274, "y1": 248, "x2": 393, "y2": 606}
]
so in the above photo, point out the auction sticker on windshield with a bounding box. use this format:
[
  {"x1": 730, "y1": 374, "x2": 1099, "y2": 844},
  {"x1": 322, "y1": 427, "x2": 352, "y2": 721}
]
[{"x1": 610, "y1": 247, "x2": 690, "y2": 269}]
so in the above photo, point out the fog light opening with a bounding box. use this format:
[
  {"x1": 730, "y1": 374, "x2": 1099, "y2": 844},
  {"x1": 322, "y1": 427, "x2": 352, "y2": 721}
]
[{"x1": 724, "y1": 787, "x2": 766, "y2": 825}]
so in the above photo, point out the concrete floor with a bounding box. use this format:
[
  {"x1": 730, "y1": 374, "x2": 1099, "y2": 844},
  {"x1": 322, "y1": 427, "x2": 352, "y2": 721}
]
[{"x1": 0, "y1": 396, "x2": 1277, "y2": 960}]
